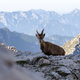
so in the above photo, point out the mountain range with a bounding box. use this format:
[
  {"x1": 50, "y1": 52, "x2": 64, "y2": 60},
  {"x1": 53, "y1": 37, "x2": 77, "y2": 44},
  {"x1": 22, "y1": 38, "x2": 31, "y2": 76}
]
[
  {"x1": 0, "y1": 27, "x2": 73, "y2": 52},
  {"x1": 0, "y1": 9, "x2": 80, "y2": 37}
]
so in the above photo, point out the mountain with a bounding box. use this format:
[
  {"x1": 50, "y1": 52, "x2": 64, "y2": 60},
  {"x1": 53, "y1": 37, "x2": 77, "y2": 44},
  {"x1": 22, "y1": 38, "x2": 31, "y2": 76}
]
[
  {"x1": 45, "y1": 35, "x2": 73, "y2": 46},
  {"x1": 0, "y1": 9, "x2": 80, "y2": 37},
  {"x1": 61, "y1": 9, "x2": 80, "y2": 29},
  {"x1": 0, "y1": 27, "x2": 40, "y2": 52},
  {"x1": 0, "y1": 27, "x2": 73, "y2": 52},
  {"x1": 62, "y1": 34, "x2": 80, "y2": 55}
]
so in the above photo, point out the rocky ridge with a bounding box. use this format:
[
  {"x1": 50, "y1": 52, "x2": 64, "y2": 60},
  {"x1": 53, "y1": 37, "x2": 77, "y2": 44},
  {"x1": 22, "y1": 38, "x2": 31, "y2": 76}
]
[
  {"x1": 1, "y1": 41, "x2": 80, "y2": 80},
  {"x1": 0, "y1": 27, "x2": 73, "y2": 52},
  {"x1": 0, "y1": 43, "x2": 45, "y2": 80},
  {"x1": 15, "y1": 54, "x2": 80, "y2": 80}
]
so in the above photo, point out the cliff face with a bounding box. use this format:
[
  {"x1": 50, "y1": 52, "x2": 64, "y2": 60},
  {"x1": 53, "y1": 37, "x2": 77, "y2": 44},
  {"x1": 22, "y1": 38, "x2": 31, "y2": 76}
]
[{"x1": 62, "y1": 34, "x2": 80, "y2": 55}]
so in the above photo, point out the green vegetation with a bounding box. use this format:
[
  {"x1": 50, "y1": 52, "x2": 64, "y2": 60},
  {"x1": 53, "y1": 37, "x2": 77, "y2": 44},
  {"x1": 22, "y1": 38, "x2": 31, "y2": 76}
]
[
  {"x1": 59, "y1": 64, "x2": 65, "y2": 66},
  {"x1": 51, "y1": 67, "x2": 60, "y2": 70},
  {"x1": 16, "y1": 60, "x2": 29, "y2": 66},
  {"x1": 77, "y1": 61, "x2": 80, "y2": 63},
  {"x1": 39, "y1": 63, "x2": 50, "y2": 67},
  {"x1": 48, "y1": 74, "x2": 56, "y2": 79},
  {"x1": 35, "y1": 56, "x2": 48, "y2": 62},
  {"x1": 56, "y1": 71, "x2": 69, "y2": 77}
]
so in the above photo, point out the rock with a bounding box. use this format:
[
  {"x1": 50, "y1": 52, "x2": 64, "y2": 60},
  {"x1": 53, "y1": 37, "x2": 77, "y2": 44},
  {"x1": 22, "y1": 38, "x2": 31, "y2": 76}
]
[
  {"x1": 66, "y1": 74, "x2": 77, "y2": 80},
  {"x1": 38, "y1": 58, "x2": 50, "y2": 65},
  {"x1": 1, "y1": 43, "x2": 6, "y2": 47},
  {"x1": 73, "y1": 37, "x2": 80, "y2": 55},
  {"x1": 57, "y1": 67, "x2": 71, "y2": 74},
  {"x1": 1, "y1": 42, "x2": 80, "y2": 80},
  {"x1": 0, "y1": 43, "x2": 18, "y2": 52},
  {"x1": 50, "y1": 71, "x2": 61, "y2": 79},
  {"x1": 0, "y1": 43, "x2": 45, "y2": 80},
  {"x1": 15, "y1": 53, "x2": 80, "y2": 80}
]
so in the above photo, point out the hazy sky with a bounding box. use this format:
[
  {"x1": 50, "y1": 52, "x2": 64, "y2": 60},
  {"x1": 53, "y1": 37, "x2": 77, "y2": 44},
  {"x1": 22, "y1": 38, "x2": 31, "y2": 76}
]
[{"x1": 0, "y1": 0, "x2": 80, "y2": 14}]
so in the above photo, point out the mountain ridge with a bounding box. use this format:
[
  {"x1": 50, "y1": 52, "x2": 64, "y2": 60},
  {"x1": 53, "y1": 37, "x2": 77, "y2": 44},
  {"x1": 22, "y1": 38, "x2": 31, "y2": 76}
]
[
  {"x1": 0, "y1": 9, "x2": 80, "y2": 37},
  {"x1": 0, "y1": 27, "x2": 73, "y2": 52}
]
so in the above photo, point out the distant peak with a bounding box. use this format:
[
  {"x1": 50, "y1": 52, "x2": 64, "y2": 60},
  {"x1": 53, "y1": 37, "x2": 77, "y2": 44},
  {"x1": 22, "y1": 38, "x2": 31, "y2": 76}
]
[
  {"x1": 74, "y1": 8, "x2": 79, "y2": 11},
  {"x1": 69, "y1": 8, "x2": 80, "y2": 14},
  {"x1": 1, "y1": 27, "x2": 10, "y2": 32},
  {"x1": 30, "y1": 9, "x2": 45, "y2": 12},
  {"x1": 74, "y1": 8, "x2": 79, "y2": 13}
]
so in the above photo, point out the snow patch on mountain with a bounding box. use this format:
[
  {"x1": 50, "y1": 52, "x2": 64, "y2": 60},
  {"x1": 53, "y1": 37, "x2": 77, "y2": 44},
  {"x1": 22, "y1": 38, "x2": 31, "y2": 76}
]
[
  {"x1": 69, "y1": 9, "x2": 80, "y2": 15},
  {"x1": 0, "y1": 13, "x2": 7, "y2": 26},
  {"x1": 59, "y1": 18, "x2": 68, "y2": 24},
  {"x1": 13, "y1": 14, "x2": 18, "y2": 19},
  {"x1": 49, "y1": 37, "x2": 55, "y2": 40},
  {"x1": 39, "y1": 20, "x2": 43, "y2": 23},
  {"x1": 0, "y1": 9, "x2": 80, "y2": 37},
  {"x1": 12, "y1": 19, "x2": 14, "y2": 23},
  {"x1": 20, "y1": 12, "x2": 27, "y2": 18},
  {"x1": 31, "y1": 13, "x2": 38, "y2": 19},
  {"x1": 75, "y1": 9, "x2": 79, "y2": 14}
]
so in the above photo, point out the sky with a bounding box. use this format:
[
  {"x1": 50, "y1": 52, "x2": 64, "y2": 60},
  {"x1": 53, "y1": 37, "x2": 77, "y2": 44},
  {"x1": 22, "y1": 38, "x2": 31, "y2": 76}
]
[{"x1": 0, "y1": 0, "x2": 80, "y2": 14}]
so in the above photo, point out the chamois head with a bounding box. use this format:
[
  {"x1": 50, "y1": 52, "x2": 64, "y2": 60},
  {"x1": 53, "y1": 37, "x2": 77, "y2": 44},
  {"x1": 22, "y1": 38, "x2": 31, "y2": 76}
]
[{"x1": 36, "y1": 29, "x2": 45, "y2": 43}]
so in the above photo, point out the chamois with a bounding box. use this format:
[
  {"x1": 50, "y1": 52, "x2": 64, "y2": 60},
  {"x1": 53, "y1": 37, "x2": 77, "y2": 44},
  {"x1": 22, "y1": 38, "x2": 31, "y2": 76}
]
[{"x1": 36, "y1": 29, "x2": 65, "y2": 56}]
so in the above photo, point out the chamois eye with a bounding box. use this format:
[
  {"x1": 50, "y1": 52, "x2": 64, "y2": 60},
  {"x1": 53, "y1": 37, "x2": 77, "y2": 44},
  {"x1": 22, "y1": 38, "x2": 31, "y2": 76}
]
[{"x1": 40, "y1": 37, "x2": 42, "y2": 39}]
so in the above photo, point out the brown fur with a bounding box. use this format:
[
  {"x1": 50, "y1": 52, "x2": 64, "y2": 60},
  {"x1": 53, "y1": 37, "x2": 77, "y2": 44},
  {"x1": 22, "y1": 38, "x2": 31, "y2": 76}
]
[{"x1": 36, "y1": 29, "x2": 65, "y2": 56}]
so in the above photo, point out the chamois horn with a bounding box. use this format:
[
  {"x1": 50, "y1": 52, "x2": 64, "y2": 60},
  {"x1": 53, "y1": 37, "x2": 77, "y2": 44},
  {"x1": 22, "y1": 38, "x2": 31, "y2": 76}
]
[
  {"x1": 41, "y1": 29, "x2": 44, "y2": 34},
  {"x1": 36, "y1": 30, "x2": 39, "y2": 35}
]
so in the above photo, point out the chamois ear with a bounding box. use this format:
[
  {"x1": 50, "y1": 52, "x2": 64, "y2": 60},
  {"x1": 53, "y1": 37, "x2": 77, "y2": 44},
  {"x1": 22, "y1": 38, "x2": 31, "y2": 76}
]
[
  {"x1": 36, "y1": 34, "x2": 37, "y2": 37},
  {"x1": 44, "y1": 33, "x2": 45, "y2": 37}
]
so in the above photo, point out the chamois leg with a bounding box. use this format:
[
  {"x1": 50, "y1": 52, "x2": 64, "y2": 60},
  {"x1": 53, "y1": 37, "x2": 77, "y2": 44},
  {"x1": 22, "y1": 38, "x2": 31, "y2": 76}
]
[{"x1": 48, "y1": 50, "x2": 54, "y2": 58}]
